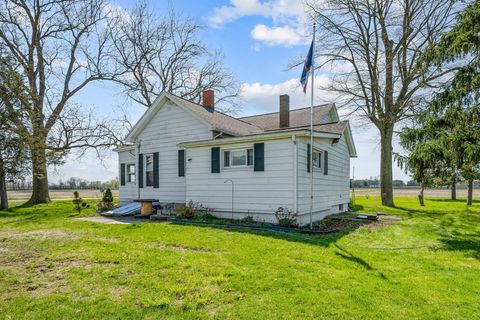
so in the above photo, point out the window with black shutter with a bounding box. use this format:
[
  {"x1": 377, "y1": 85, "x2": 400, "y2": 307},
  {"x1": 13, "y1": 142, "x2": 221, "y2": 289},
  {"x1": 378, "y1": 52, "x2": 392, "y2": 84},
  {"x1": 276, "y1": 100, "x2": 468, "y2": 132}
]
[
  {"x1": 324, "y1": 150, "x2": 329, "y2": 175},
  {"x1": 254, "y1": 143, "x2": 264, "y2": 172},
  {"x1": 127, "y1": 164, "x2": 136, "y2": 183},
  {"x1": 120, "y1": 163, "x2": 126, "y2": 186},
  {"x1": 178, "y1": 149, "x2": 185, "y2": 177},
  {"x1": 138, "y1": 153, "x2": 144, "y2": 188},
  {"x1": 153, "y1": 152, "x2": 159, "y2": 188},
  {"x1": 211, "y1": 147, "x2": 220, "y2": 173},
  {"x1": 145, "y1": 154, "x2": 154, "y2": 187}
]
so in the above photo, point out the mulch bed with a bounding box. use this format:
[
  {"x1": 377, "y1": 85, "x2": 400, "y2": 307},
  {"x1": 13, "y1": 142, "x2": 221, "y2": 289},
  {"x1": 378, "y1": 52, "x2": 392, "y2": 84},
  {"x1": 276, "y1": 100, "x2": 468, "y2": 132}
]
[
  {"x1": 166, "y1": 212, "x2": 398, "y2": 234},
  {"x1": 87, "y1": 212, "x2": 399, "y2": 235}
]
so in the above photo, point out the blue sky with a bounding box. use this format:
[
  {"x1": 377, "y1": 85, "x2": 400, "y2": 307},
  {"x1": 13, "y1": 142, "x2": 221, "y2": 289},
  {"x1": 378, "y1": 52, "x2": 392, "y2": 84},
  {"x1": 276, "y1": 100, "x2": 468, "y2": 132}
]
[{"x1": 49, "y1": 0, "x2": 411, "y2": 183}]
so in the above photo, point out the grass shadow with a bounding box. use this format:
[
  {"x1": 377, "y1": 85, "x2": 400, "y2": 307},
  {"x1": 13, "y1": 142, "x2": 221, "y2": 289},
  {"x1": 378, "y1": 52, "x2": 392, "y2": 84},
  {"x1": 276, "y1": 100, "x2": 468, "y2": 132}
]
[
  {"x1": 168, "y1": 221, "x2": 356, "y2": 248},
  {"x1": 439, "y1": 235, "x2": 480, "y2": 260},
  {"x1": 349, "y1": 203, "x2": 364, "y2": 212},
  {"x1": 334, "y1": 244, "x2": 388, "y2": 280},
  {"x1": 428, "y1": 198, "x2": 480, "y2": 204}
]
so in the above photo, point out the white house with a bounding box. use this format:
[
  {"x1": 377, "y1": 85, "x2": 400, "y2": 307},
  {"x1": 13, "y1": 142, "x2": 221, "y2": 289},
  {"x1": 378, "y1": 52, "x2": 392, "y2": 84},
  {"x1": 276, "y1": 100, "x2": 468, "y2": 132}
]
[{"x1": 115, "y1": 90, "x2": 357, "y2": 225}]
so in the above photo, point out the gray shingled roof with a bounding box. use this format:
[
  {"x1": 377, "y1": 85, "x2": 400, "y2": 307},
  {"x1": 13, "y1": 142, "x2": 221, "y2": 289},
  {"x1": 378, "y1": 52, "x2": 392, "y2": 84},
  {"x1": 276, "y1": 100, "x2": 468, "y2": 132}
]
[
  {"x1": 259, "y1": 120, "x2": 349, "y2": 135},
  {"x1": 169, "y1": 94, "x2": 345, "y2": 136},
  {"x1": 239, "y1": 104, "x2": 335, "y2": 130},
  {"x1": 168, "y1": 94, "x2": 262, "y2": 136}
]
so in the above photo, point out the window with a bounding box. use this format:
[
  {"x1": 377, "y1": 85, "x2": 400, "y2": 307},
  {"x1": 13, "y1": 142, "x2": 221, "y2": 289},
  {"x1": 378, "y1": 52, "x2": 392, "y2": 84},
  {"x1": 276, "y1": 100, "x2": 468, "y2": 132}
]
[
  {"x1": 312, "y1": 149, "x2": 323, "y2": 169},
  {"x1": 223, "y1": 148, "x2": 253, "y2": 167},
  {"x1": 127, "y1": 164, "x2": 136, "y2": 183},
  {"x1": 145, "y1": 154, "x2": 154, "y2": 186}
]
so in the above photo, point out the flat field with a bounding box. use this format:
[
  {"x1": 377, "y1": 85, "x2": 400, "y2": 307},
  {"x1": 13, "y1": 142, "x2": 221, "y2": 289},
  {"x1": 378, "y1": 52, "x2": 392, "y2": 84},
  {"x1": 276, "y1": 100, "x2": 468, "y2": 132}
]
[
  {"x1": 7, "y1": 189, "x2": 119, "y2": 200},
  {"x1": 353, "y1": 187, "x2": 479, "y2": 198}
]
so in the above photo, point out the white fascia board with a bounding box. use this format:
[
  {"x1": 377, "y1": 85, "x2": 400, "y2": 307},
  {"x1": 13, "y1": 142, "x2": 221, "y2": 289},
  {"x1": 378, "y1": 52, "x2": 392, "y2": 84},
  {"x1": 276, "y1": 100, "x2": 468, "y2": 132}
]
[
  {"x1": 113, "y1": 145, "x2": 135, "y2": 153},
  {"x1": 178, "y1": 130, "x2": 341, "y2": 148}
]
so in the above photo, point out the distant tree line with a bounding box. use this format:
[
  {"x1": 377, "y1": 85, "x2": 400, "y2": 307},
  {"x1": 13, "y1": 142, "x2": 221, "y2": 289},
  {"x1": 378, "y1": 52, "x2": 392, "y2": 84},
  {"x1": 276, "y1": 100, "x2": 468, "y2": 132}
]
[
  {"x1": 7, "y1": 177, "x2": 118, "y2": 191},
  {"x1": 351, "y1": 179, "x2": 418, "y2": 189},
  {"x1": 351, "y1": 179, "x2": 480, "y2": 190}
]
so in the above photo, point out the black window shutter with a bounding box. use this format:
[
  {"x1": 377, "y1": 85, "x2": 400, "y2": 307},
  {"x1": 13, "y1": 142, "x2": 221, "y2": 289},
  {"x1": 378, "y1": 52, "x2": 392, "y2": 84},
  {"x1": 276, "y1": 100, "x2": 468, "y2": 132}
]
[
  {"x1": 307, "y1": 144, "x2": 311, "y2": 173},
  {"x1": 138, "y1": 153, "x2": 144, "y2": 188},
  {"x1": 178, "y1": 149, "x2": 185, "y2": 177},
  {"x1": 254, "y1": 143, "x2": 264, "y2": 172},
  {"x1": 120, "y1": 163, "x2": 126, "y2": 186},
  {"x1": 153, "y1": 152, "x2": 159, "y2": 188},
  {"x1": 324, "y1": 150, "x2": 329, "y2": 175},
  {"x1": 211, "y1": 147, "x2": 220, "y2": 173}
]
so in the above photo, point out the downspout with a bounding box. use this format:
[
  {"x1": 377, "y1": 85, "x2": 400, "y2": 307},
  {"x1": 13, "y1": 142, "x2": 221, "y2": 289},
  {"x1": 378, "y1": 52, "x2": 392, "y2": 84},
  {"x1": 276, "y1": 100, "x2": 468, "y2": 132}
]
[{"x1": 292, "y1": 134, "x2": 298, "y2": 214}]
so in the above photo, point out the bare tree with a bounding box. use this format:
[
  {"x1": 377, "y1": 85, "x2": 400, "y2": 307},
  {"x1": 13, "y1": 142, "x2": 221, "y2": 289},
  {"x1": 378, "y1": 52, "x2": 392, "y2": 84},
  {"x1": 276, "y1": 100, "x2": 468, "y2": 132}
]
[
  {"x1": 307, "y1": 0, "x2": 461, "y2": 206},
  {"x1": 0, "y1": 0, "x2": 121, "y2": 204},
  {"x1": 111, "y1": 2, "x2": 239, "y2": 113}
]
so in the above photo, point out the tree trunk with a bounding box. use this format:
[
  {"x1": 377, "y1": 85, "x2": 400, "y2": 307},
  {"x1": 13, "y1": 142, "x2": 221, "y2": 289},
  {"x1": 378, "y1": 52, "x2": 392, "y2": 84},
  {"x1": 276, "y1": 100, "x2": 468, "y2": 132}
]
[
  {"x1": 451, "y1": 181, "x2": 457, "y2": 200},
  {"x1": 466, "y1": 179, "x2": 473, "y2": 206},
  {"x1": 380, "y1": 124, "x2": 394, "y2": 207},
  {"x1": 418, "y1": 185, "x2": 425, "y2": 206},
  {"x1": 26, "y1": 144, "x2": 51, "y2": 205},
  {"x1": 0, "y1": 154, "x2": 8, "y2": 210}
]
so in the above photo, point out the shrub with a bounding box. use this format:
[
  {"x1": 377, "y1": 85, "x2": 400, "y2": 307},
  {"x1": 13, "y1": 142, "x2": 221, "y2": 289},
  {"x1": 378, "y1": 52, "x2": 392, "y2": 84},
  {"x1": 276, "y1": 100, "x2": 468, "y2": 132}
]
[
  {"x1": 349, "y1": 201, "x2": 364, "y2": 212},
  {"x1": 175, "y1": 202, "x2": 195, "y2": 219},
  {"x1": 274, "y1": 207, "x2": 298, "y2": 228},
  {"x1": 72, "y1": 191, "x2": 90, "y2": 214},
  {"x1": 241, "y1": 215, "x2": 255, "y2": 224},
  {"x1": 97, "y1": 188, "x2": 114, "y2": 212},
  {"x1": 102, "y1": 188, "x2": 114, "y2": 203},
  {"x1": 175, "y1": 200, "x2": 212, "y2": 219}
]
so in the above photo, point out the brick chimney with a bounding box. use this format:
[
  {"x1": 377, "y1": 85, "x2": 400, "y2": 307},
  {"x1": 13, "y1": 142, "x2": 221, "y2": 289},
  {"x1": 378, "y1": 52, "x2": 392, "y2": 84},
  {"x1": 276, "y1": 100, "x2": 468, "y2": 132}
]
[
  {"x1": 202, "y1": 89, "x2": 214, "y2": 112},
  {"x1": 279, "y1": 94, "x2": 290, "y2": 128}
]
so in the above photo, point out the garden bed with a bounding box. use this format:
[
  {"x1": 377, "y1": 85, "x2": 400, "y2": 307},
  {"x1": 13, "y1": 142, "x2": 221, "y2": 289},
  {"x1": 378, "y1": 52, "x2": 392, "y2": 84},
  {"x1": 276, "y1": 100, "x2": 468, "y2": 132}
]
[{"x1": 162, "y1": 212, "x2": 383, "y2": 234}]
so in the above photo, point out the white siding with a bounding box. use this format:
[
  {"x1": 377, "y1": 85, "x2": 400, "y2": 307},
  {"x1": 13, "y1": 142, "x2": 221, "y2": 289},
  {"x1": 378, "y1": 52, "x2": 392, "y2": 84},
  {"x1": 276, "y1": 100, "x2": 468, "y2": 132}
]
[
  {"x1": 117, "y1": 97, "x2": 352, "y2": 225},
  {"x1": 118, "y1": 150, "x2": 137, "y2": 203},
  {"x1": 296, "y1": 135, "x2": 351, "y2": 220},
  {"x1": 118, "y1": 101, "x2": 211, "y2": 203},
  {"x1": 185, "y1": 139, "x2": 295, "y2": 221}
]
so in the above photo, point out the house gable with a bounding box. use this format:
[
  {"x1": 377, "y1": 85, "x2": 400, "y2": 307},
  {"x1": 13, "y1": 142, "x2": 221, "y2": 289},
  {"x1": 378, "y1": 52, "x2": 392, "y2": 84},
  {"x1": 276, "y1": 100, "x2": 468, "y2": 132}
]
[{"x1": 126, "y1": 92, "x2": 213, "y2": 143}]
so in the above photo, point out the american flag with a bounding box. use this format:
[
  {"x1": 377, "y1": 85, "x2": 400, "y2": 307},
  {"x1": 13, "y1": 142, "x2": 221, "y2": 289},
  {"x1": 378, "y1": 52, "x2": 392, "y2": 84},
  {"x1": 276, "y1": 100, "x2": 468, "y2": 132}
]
[{"x1": 300, "y1": 40, "x2": 314, "y2": 93}]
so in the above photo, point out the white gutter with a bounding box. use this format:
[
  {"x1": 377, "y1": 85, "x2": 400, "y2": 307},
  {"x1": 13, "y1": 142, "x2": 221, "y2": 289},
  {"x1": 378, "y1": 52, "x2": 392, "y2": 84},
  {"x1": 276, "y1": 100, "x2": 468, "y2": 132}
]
[
  {"x1": 113, "y1": 145, "x2": 135, "y2": 152},
  {"x1": 178, "y1": 130, "x2": 341, "y2": 148}
]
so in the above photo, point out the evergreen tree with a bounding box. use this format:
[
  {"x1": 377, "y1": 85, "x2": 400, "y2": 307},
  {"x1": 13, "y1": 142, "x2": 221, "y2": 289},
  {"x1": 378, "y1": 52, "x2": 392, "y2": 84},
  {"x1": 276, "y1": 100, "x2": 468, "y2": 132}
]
[{"x1": 400, "y1": 1, "x2": 480, "y2": 205}]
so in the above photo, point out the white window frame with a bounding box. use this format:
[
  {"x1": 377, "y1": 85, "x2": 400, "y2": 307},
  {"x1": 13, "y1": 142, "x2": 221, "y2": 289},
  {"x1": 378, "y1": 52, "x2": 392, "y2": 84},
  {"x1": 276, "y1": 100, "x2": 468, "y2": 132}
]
[
  {"x1": 223, "y1": 147, "x2": 254, "y2": 168},
  {"x1": 312, "y1": 148, "x2": 323, "y2": 170},
  {"x1": 144, "y1": 154, "x2": 154, "y2": 187},
  {"x1": 126, "y1": 163, "x2": 136, "y2": 184}
]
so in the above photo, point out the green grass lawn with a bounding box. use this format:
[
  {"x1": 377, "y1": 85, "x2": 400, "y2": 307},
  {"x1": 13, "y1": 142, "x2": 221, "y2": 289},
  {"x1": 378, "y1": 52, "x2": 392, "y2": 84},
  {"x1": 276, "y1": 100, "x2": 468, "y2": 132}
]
[{"x1": 1, "y1": 197, "x2": 479, "y2": 319}]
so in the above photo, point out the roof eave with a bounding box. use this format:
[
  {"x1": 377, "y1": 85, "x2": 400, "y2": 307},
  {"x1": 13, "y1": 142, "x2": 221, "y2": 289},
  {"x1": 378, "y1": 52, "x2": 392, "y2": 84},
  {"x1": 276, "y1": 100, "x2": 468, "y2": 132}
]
[
  {"x1": 344, "y1": 122, "x2": 357, "y2": 157},
  {"x1": 113, "y1": 144, "x2": 135, "y2": 152},
  {"x1": 178, "y1": 130, "x2": 341, "y2": 148}
]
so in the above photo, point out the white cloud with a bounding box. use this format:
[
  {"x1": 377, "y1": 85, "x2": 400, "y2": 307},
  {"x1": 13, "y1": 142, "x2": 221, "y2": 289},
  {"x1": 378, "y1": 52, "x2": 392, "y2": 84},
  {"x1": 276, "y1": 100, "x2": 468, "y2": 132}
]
[
  {"x1": 209, "y1": 0, "x2": 268, "y2": 26},
  {"x1": 209, "y1": 0, "x2": 308, "y2": 47},
  {"x1": 210, "y1": 0, "x2": 306, "y2": 26},
  {"x1": 103, "y1": 3, "x2": 131, "y2": 25},
  {"x1": 238, "y1": 76, "x2": 337, "y2": 115},
  {"x1": 251, "y1": 24, "x2": 303, "y2": 46}
]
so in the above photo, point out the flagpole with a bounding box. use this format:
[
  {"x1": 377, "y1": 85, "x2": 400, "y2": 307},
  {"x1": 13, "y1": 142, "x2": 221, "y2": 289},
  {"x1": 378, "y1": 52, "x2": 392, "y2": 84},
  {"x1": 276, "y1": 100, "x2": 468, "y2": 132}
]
[{"x1": 309, "y1": 22, "x2": 316, "y2": 229}]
